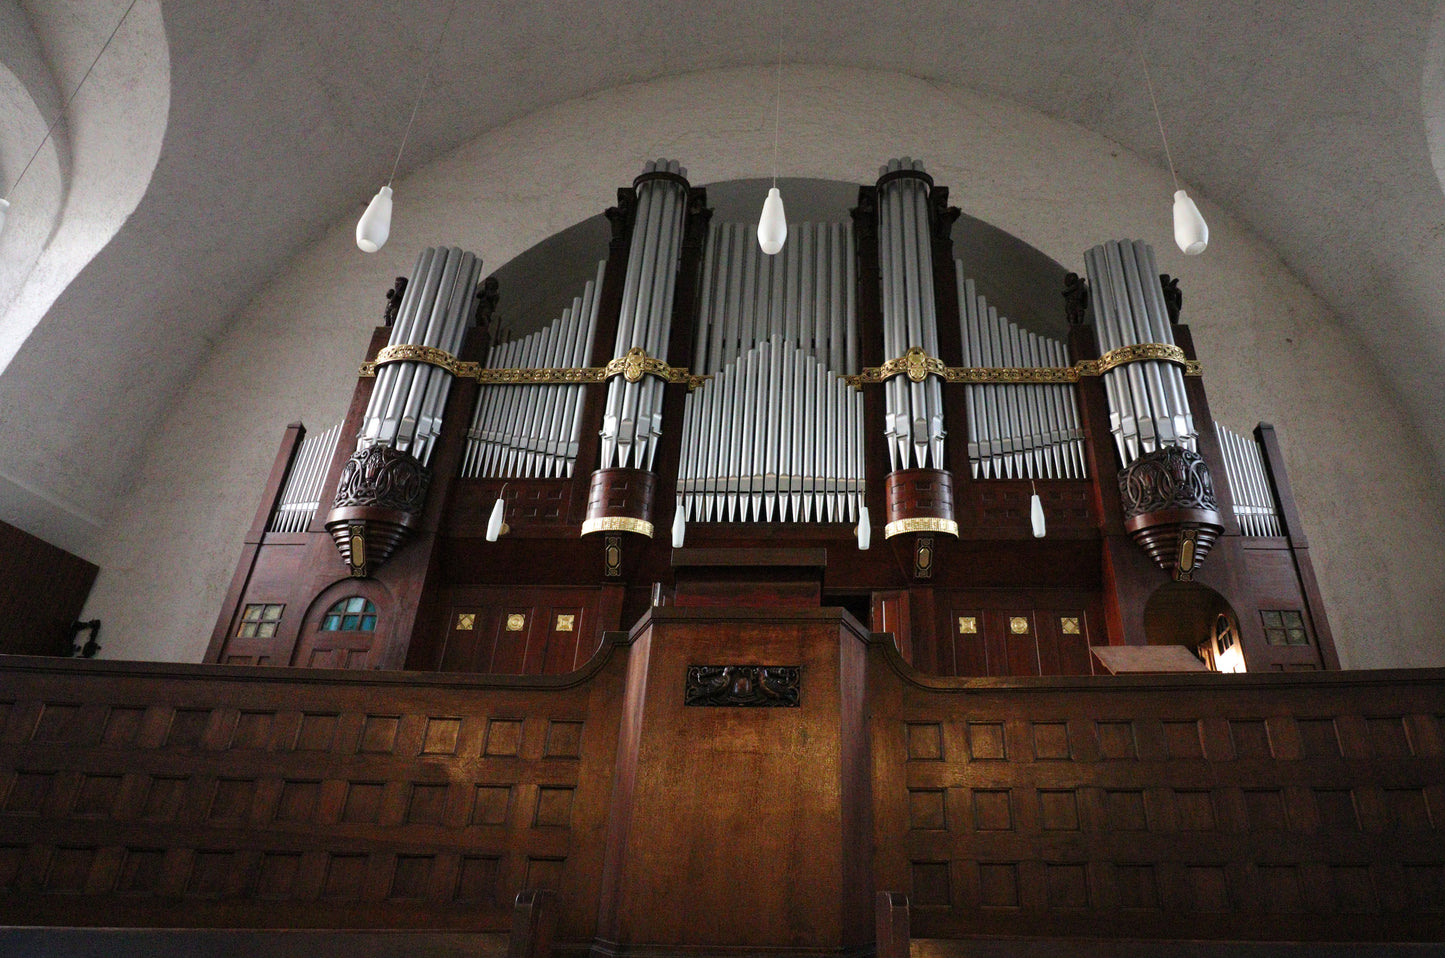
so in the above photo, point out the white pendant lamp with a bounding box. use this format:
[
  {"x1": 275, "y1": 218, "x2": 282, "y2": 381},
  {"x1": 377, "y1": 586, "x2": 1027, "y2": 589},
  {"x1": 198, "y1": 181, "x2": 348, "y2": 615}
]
[
  {"x1": 671, "y1": 499, "x2": 687, "y2": 548},
  {"x1": 1, "y1": 0, "x2": 140, "y2": 246},
  {"x1": 356, "y1": 0, "x2": 459, "y2": 253},
  {"x1": 758, "y1": 188, "x2": 787, "y2": 255},
  {"x1": 1138, "y1": 31, "x2": 1208, "y2": 255},
  {"x1": 485, "y1": 495, "x2": 508, "y2": 542},
  {"x1": 1172, "y1": 189, "x2": 1208, "y2": 255},
  {"x1": 757, "y1": 2, "x2": 787, "y2": 255},
  {"x1": 1030, "y1": 482, "x2": 1046, "y2": 538},
  {"x1": 356, "y1": 187, "x2": 393, "y2": 252},
  {"x1": 856, "y1": 500, "x2": 872, "y2": 551}
]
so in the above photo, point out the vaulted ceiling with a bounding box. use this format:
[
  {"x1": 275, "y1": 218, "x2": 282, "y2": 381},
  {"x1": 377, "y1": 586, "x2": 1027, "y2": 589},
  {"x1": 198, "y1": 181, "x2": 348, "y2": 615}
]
[{"x1": 2, "y1": 0, "x2": 1443, "y2": 553}]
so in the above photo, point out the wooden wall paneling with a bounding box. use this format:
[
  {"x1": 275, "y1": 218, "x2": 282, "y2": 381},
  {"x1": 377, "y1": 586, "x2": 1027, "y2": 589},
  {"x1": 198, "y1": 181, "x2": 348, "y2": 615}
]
[
  {"x1": 867, "y1": 640, "x2": 1445, "y2": 943},
  {"x1": 206, "y1": 422, "x2": 305, "y2": 662},
  {"x1": 0, "y1": 648, "x2": 629, "y2": 937}
]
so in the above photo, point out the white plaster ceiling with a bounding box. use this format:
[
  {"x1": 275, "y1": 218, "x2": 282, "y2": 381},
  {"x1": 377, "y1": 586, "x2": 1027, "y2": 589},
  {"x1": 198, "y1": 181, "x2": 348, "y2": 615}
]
[{"x1": 2, "y1": 0, "x2": 1444, "y2": 554}]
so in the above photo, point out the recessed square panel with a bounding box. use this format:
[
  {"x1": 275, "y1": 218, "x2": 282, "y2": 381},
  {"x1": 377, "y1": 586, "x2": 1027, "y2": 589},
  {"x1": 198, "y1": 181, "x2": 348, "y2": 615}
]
[
  {"x1": 534, "y1": 786, "x2": 575, "y2": 828},
  {"x1": 910, "y1": 861, "x2": 951, "y2": 907},
  {"x1": 1096, "y1": 721, "x2": 1137, "y2": 760},
  {"x1": 1032, "y1": 722, "x2": 1071, "y2": 760},
  {"x1": 422, "y1": 717, "x2": 462, "y2": 755},
  {"x1": 967, "y1": 722, "x2": 1006, "y2": 760},
  {"x1": 1176, "y1": 790, "x2": 1217, "y2": 830},
  {"x1": 1115, "y1": 863, "x2": 1159, "y2": 909},
  {"x1": 1038, "y1": 789, "x2": 1080, "y2": 831},
  {"x1": 908, "y1": 789, "x2": 947, "y2": 830},
  {"x1": 484, "y1": 719, "x2": 523, "y2": 757},
  {"x1": 1104, "y1": 789, "x2": 1148, "y2": 830},
  {"x1": 544, "y1": 721, "x2": 584, "y2": 758},
  {"x1": 972, "y1": 790, "x2": 1013, "y2": 831},
  {"x1": 978, "y1": 862, "x2": 1019, "y2": 908},
  {"x1": 906, "y1": 723, "x2": 943, "y2": 761}
]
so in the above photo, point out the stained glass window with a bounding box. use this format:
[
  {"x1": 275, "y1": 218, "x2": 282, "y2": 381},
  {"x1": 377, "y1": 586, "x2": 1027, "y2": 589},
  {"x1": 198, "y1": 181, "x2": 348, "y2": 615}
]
[
  {"x1": 321, "y1": 596, "x2": 378, "y2": 632},
  {"x1": 237, "y1": 603, "x2": 283, "y2": 639}
]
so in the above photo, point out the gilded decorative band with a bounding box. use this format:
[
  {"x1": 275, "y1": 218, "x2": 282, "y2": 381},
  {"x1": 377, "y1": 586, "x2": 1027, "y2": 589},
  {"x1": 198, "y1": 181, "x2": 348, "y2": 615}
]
[
  {"x1": 362, "y1": 344, "x2": 709, "y2": 391},
  {"x1": 359, "y1": 344, "x2": 477, "y2": 379},
  {"x1": 844, "y1": 342, "x2": 1201, "y2": 389},
  {"x1": 580, "y1": 516, "x2": 655, "y2": 538},
  {"x1": 884, "y1": 517, "x2": 959, "y2": 539}
]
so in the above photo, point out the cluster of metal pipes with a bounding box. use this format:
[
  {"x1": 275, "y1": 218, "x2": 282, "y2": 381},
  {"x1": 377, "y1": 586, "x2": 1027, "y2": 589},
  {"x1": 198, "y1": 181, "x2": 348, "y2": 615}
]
[
  {"x1": 268, "y1": 422, "x2": 342, "y2": 533},
  {"x1": 691, "y1": 221, "x2": 857, "y2": 375},
  {"x1": 462, "y1": 263, "x2": 604, "y2": 479},
  {"x1": 878, "y1": 158, "x2": 946, "y2": 472},
  {"x1": 956, "y1": 267, "x2": 1086, "y2": 479},
  {"x1": 1084, "y1": 239, "x2": 1196, "y2": 465},
  {"x1": 359, "y1": 246, "x2": 484, "y2": 467},
  {"x1": 678, "y1": 220, "x2": 863, "y2": 524},
  {"x1": 679, "y1": 337, "x2": 864, "y2": 524},
  {"x1": 600, "y1": 159, "x2": 689, "y2": 472},
  {"x1": 1214, "y1": 421, "x2": 1283, "y2": 536}
]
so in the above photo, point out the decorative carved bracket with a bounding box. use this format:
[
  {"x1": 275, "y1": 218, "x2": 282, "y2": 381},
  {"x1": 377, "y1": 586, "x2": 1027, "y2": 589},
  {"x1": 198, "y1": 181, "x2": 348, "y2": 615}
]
[
  {"x1": 685, "y1": 665, "x2": 801, "y2": 708},
  {"x1": 842, "y1": 343, "x2": 1201, "y2": 390},
  {"x1": 360, "y1": 345, "x2": 710, "y2": 391}
]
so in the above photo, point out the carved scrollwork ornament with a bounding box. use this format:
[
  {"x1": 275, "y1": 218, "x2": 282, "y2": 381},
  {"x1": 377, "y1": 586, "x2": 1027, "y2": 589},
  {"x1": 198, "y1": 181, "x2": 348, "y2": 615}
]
[
  {"x1": 332, "y1": 444, "x2": 431, "y2": 513},
  {"x1": 685, "y1": 665, "x2": 801, "y2": 708},
  {"x1": 1117, "y1": 445, "x2": 1219, "y2": 519}
]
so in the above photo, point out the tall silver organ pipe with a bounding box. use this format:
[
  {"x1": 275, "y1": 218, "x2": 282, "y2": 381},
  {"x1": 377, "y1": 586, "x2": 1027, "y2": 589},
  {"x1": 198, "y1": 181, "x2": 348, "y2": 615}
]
[
  {"x1": 1083, "y1": 239, "x2": 1196, "y2": 464},
  {"x1": 878, "y1": 158, "x2": 945, "y2": 472},
  {"x1": 462, "y1": 261, "x2": 604, "y2": 479},
  {"x1": 1214, "y1": 421, "x2": 1283, "y2": 536},
  {"x1": 268, "y1": 422, "x2": 342, "y2": 533},
  {"x1": 678, "y1": 221, "x2": 864, "y2": 523},
  {"x1": 955, "y1": 263, "x2": 1086, "y2": 480},
  {"x1": 359, "y1": 246, "x2": 484, "y2": 467},
  {"x1": 600, "y1": 159, "x2": 689, "y2": 471}
]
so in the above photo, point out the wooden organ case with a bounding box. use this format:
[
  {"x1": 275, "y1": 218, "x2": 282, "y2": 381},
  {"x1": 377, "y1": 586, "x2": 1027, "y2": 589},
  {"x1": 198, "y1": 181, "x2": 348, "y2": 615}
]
[{"x1": 209, "y1": 158, "x2": 1336, "y2": 678}]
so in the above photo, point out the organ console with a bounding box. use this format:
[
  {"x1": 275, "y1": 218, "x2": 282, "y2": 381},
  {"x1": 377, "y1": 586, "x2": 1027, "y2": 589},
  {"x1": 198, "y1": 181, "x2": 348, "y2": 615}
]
[{"x1": 207, "y1": 157, "x2": 1339, "y2": 676}]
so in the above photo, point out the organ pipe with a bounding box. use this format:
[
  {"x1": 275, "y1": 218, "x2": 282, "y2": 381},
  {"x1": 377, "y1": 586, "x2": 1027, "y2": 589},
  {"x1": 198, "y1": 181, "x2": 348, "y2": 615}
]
[
  {"x1": 679, "y1": 220, "x2": 863, "y2": 524},
  {"x1": 1214, "y1": 421, "x2": 1283, "y2": 536},
  {"x1": 359, "y1": 246, "x2": 484, "y2": 467},
  {"x1": 268, "y1": 422, "x2": 342, "y2": 533},
  {"x1": 462, "y1": 261, "x2": 604, "y2": 479},
  {"x1": 877, "y1": 158, "x2": 945, "y2": 471},
  {"x1": 600, "y1": 159, "x2": 689, "y2": 471},
  {"x1": 1084, "y1": 239, "x2": 1196, "y2": 465},
  {"x1": 955, "y1": 265, "x2": 1086, "y2": 480}
]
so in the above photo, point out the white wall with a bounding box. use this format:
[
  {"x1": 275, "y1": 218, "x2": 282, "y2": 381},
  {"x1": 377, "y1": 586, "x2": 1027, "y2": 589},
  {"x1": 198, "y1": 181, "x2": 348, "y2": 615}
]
[{"x1": 82, "y1": 64, "x2": 1445, "y2": 668}]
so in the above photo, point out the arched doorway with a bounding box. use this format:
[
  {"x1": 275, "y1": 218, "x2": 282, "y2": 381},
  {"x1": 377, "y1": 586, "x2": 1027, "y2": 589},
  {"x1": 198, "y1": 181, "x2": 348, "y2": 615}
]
[{"x1": 1142, "y1": 581, "x2": 1245, "y2": 673}]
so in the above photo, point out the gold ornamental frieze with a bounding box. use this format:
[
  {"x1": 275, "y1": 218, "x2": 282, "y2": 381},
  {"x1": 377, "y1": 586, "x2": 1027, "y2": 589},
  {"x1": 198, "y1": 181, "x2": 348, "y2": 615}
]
[
  {"x1": 843, "y1": 342, "x2": 1200, "y2": 390},
  {"x1": 361, "y1": 345, "x2": 710, "y2": 391}
]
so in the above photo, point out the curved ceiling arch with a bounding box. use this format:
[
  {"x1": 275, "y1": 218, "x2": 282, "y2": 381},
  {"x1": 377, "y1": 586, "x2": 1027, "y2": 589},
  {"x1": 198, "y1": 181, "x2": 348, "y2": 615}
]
[{"x1": 3, "y1": 1, "x2": 1445, "y2": 554}]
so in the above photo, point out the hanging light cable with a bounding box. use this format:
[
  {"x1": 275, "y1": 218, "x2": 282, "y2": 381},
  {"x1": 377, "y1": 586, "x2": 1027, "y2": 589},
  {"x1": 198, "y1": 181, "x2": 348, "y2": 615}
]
[
  {"x1": 756, "y1": 0, "x2": 787, "y2": 255},
  {"x1": 1136, "y1": 31, "x2": 1208, "y2": 255},
  {"x1": 357, "y1": 0, "x2": 461, "y2": 253},
  {"x1": 0, "y1": 0, "x2": 141, "y2": 243}
]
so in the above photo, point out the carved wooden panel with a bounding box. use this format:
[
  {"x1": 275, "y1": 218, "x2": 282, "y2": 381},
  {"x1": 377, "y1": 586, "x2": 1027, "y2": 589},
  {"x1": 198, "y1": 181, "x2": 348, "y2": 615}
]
[
  {"x1": 0, "y1": 656, "x2": 620, "y2": 934},
  {"x1": 972, "y1": 481, "x2": 1094, "y2": 537},
  {"x1": 877, "y1": 664, "x2": 1445, "y2": 942}
]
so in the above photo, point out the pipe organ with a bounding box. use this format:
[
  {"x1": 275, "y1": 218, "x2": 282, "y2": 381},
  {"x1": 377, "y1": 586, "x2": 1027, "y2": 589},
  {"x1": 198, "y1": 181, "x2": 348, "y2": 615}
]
[{"x1": 212, "y1": 157, "x2": 1339, "y2": 680}]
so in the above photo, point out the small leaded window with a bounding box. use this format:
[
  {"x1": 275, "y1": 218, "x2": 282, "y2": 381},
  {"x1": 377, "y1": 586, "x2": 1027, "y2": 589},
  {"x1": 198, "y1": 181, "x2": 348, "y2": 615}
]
[
  {"x1": 237, "y1": 603, "x2": 284, "y2": 639},
  {"x1": 1261, "y1": 610, "x2": 1309, "y2": 646},
  {"x1": 322, "y1": 596, "x2": 377, "y2": 632}
]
